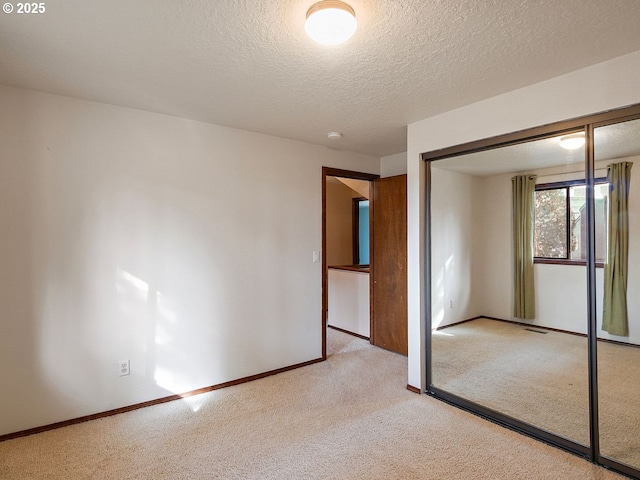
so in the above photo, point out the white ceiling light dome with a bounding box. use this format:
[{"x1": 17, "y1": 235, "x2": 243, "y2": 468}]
[
  {"x1": 305, "y1": 1, "x2": 357, "y2": 46},
  {"x1": 559, "y1": 132, "x2": 586, "y2": 150}
]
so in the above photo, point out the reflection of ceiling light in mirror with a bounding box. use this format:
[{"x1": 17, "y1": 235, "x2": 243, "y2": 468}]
[
  {"x1": 305, "y1": 1, "x2": 357, "y2": 46},
  {"x1": 559, "y1": 132, "x2": 585, "y2": 150}
]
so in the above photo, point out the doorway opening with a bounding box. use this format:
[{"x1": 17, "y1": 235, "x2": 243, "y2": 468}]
[
  {"x1": 322, "y1": 168, "x2": 378, "y2": 359},
  {"x1": 322, "y1": 167, "x2": 408, "y2": 359}
]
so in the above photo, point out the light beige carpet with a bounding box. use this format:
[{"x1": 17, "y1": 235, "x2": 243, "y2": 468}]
[
  {"x1": 0, "y1": 329, "x2": 623, "y2": 479},
  {"x1": 433, "y1": 318, "x2": 640, "y2": 470}
]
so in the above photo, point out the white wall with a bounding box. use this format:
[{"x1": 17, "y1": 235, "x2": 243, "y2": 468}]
[
  {"x1": 407, "y1": 49, "x2": 640, "y2": 390},
  {"x1": 430, "y1": 167, "x2": 483, "y2": 327},
  {"x1": 327, "y1": 269, "x2": 370, "y2": 337},
  {"x1": 0, "y1": 85, "x2": 379, "y2": 436},
  {"x1": 381, "y1": 152, "x2": 407, "y2": 178}
]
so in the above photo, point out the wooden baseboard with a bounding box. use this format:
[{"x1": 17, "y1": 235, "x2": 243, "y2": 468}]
[
  {"x1": 0, "y1": 357, "x2": 324, "y2": 443},
  {"x1": 327, "y1": 324, "x2": 370, "y2": 341},
  {"x1": 435, "y1": 316, "x2": 482, "y2": 330},
  {"x1": 406, "y1": 384, "x2": 421, "y2": 394}
]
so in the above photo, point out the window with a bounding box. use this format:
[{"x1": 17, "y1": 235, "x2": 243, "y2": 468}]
[
  {"x1": 534, "y1": 180, "x2": 608, "y2": 264},
  {"x1": 352, "y1": 198, "x2": 369, "y2": 265}
]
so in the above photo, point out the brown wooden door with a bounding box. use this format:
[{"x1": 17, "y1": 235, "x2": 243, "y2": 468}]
[{"x1": 371, "y1": 174, "x2": 407, "y2": 355}]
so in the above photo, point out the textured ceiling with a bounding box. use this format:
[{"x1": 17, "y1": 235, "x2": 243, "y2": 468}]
[{"x1": 2, "y1": 0, "x2": 640, "y2": 157}]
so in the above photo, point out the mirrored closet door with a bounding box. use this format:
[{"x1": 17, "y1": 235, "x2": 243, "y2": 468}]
[
  {"x1": 424, "y1": 104, "x2": 640, "y2": 479},
  {"x1": 429, "y1": 133, "x2": 590, "y2": 449},
  {"x1": 594, "y1": 118, "x2": 640, "y2": 472}
]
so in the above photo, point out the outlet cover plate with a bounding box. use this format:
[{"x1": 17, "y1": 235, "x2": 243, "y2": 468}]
[{"x1": 118, "y1": 360, "x2": 130, "y2": 376}]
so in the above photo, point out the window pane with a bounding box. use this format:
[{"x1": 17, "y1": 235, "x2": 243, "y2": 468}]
[
  {"x1": 594, "y1": 183, "x2": 608, "y2": 263},
  {"x1": 534, "y1": 188, "x2": 567, "y2": 258},
  {"x1": 358, "y1": 200, "x2": 369, "y2": 264},
  {"x1": 569, "y1": 186, "x2": 586, "y2": 261},
  {"x1": 568, "y1": 184, "x2": 608, "y2": 262}
]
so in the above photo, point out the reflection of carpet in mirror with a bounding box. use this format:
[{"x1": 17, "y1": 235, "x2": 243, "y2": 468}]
[{"x1": 432, "y1": 318, "x2": 640, "y2": 469}]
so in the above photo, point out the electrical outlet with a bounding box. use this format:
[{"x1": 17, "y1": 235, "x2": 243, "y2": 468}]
[
  {"x1": 449, "y1": 299, "x2": 454, "y2": 309},
  {"x1": 118, "y1": 360, "x2": 130, "y2": 377}
]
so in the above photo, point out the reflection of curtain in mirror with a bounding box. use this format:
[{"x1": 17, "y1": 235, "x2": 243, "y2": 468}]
[
  {"x1": 512, "y1": 175, "x2": 536, "y2": 319},
  {"x1": 602, "y1": 162, "x2": 633, "y2": 336}
]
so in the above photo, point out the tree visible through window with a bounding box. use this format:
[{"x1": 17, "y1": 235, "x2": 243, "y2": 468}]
[
  {"x1": 535, "y1": 188, "x2": 567, "y2": 258},
  {"x1": 534, "y1": 180, "x2": 608, "y2": 263}
]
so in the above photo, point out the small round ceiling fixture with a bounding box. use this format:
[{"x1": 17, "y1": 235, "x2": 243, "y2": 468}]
[
  {"x1": 328, "y1": 131, "x2": 343, "y2": 139},
  {"x1": 305, "y1": 1, "x2": 357, "y2": 46},
  {"x1": 559, "y1": 132, "x2": 585, "y2": 150}
]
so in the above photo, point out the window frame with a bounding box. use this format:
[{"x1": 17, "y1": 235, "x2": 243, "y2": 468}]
[{"x1": 534, "y1": 177, "x2": 607, "y2": 267}]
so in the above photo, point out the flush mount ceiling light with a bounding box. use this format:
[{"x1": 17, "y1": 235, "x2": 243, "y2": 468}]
[
  {"x1": 559, "y1": 132, "x2": 586, "y2": 150},
  {"x1": 305, "y1": 1, "x2": 357, "y2": 46}
]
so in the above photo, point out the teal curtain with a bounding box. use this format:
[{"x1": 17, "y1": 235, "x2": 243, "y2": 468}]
[
  {"x1": 512, "y1": 175, "x2": 537, "y2": 319},
  {"x1": 602, "y1": 162, "x2": 633, "y2": 336}
]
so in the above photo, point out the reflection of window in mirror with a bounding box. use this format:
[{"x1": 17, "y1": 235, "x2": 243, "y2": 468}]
[
  {"x1": 534, "y1": 179, "x2": 608, "y2": 265},
  {"x1": 352, "y1": 198, "x2": 369, "y2": 265}
]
